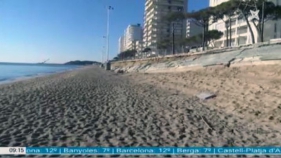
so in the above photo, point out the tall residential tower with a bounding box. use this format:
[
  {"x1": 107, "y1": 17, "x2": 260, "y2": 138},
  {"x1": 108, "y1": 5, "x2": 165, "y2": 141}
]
[
  {"x1": 118, "y1": 24, "x2": 143, "y2": 53},
  {"x1": 143, "y1": 0, "x2": 188, "y2": 52},
  {"x1": 118, "y1": 36, "x2": 125, "y2": 53},
  {"x1": 125, "y1": 24, "x2": 143, "y2": 50}
]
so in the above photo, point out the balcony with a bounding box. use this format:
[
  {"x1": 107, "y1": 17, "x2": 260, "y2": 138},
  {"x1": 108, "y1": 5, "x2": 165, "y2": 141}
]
[
  {"x1": 146, "y1": 13, "x2": 156, "y2": 22},
  {"x1": 156, "y1": 8, "x2": 183, "y2": 14},
  {"x1": 145, "y1": 0, "x2": 154, "y2": 11},
  {"x1": 147, "y1": 30, "x2": 153, "y2": 36},
  {"x1": 157, "y1": 0, "x2": 185, "y2": 7},
  {"x1": 146, "y1": 30, "x2": 157, "y2": 35},
  {"x1": 237, "y1": 17, "x2": 246, "y2": 24},
  {"x1": 147, "y1": 35, "x2": 157, "y2": 42},
  {"x1": 145, "y1": 7, "x2": 156, "y2": 17},
  {"x1": 237, "y1": 26, "x2": 248, "y2": 34},
  {"x1": 147, "y1": 25, "x2": 153, "y2": 31},
  {"x1": 145, "y1": 0, "x2": 150, "y2": 6},
  {"x1": 147, "y1": 18, "x2": 158, "y2": 24}
]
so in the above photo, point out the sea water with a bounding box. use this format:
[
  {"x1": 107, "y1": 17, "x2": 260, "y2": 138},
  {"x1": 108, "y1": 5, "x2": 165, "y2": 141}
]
[{"x1": 0, "y1": 62, "x2": 79, "y2": 84}]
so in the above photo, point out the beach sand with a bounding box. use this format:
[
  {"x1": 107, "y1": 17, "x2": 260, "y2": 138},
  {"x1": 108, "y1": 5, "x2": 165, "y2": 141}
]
[
  {"x1": 130, "y1": 64, "x2": 281, "y2": 142},
  {"x1": 1, "y1": 65, "x2": 281, "y2": 157}
]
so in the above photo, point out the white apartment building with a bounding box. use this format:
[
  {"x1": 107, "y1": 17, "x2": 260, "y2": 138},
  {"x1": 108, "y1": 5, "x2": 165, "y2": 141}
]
[
  {"x1": 118, "y1": 36, "x2": 125, "y2": 53},
  {"x1": 209, "y1": 0, "x2": 229, "y2": 7},
  {"x1": 125, "y1": 24, "x2": 143, "y2": 50},
  {"x1": 209, "y1": 0, "x2": 281, "y2": 47},
  {"x1": 143, "y1": 0, "x2": 188, "y2": 51},
  {"x1": 136, "y1": 41, "x2": 144, "y2": 52},
  {"x1": 186, "y1": 18, "x2": 202, "y2": 38}
]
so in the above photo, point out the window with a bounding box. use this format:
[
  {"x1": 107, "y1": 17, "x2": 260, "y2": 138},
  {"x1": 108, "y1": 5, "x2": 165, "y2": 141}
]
[
  {"x1": 167, "y1": 29, "x2": 170, "y2": 32},
  {"x1": 168, "y1": 6, "x2": 171, "y2": 9},
  {"x1": 238, "y1": 16, "x2": 245, "y2": 24},
  {"x1": 231, "y1": 19, "x2": 236, "y2": 26},
  {"x1": 237, "y1": 26, "x2": 247, "y2": 34},
  {"x1": 177, "y1": 7, "x2": 183, "y2": 11},
  {"x1": 168, "y1": 0, "x2": 171, "y2": 4}
]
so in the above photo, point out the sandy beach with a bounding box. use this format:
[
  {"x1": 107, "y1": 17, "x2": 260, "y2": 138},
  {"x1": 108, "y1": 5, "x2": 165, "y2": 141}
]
[{"x1": 1, "y1": 65, "x2": 281, "y2": 157}]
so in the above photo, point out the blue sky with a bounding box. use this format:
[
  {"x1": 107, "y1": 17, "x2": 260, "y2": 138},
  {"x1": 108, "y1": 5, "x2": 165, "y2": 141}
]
[{"x1": 0, "y1": 0, "x2": 209, "y2": 64}]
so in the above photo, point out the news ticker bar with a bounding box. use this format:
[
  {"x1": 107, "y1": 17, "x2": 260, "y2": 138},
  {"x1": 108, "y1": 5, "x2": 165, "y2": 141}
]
[{"x1": 2, "y1": 147, "x2": 281, "y2": 155}]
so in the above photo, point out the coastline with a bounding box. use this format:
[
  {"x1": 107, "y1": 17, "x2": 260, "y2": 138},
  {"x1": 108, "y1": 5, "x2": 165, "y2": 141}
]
[{"x1": 0, "y1": 65, "x2": 84, "y2": 86}]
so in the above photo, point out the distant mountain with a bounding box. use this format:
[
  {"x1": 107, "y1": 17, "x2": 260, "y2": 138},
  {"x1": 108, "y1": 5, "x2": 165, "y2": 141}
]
[{"x1": 64, "y1": 60, "x2": 101, "y2": 65}]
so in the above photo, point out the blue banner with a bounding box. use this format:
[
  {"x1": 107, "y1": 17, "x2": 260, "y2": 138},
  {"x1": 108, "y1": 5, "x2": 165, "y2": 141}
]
[{"x1": 25, "y1": 147, "x2": 281, "y2": 155}]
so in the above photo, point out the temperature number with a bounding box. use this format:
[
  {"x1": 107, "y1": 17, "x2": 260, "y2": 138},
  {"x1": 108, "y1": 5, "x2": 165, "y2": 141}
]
[{"x1": 160, "y1": 148, "x2": 172, "y2": 153}]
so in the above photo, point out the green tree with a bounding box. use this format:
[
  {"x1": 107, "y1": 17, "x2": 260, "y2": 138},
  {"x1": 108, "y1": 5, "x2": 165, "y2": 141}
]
[
  {"x1": 141, "y1": 47, "x2": 151, "y2": 58},
  {"x1": 166, "y1": 12, "x2": 186, "y2": 23},
  {"x1": 113, "y1": 57, "x2": 119, "y2": 61},
  {"x1": 157, "y1": 39, "x2": 170, "y2": 55},
  {"x1": 249, "y1": 0, "x2": 281, "y2": 42},
  {"x1": 163, "y1": 11, "x2": 186, "y2": 54},
  {"x1": 205, "y1": 30, "x2": 224, "y2": 46},
  {"x1": 213, "y1": 0, "x2": 281, "y2": 44},
  {"x1": 142, "y1": 47, "x2": 151, "y2": 52},
  {"x1": 184, "y1": 35, "x2": 202, "y2": 47},
  {"x1": 117, "y1": 49, "x2": 137, "y2": 60},
  {"x1": 182, "y1": 30, "x2": 223, "y2": 48},
  {"x1": 185, "y1": 7, "x2": 216, "y2": 50},
  {"x1": 212, "y1": 1, "x2": 238, "y2": 46}
]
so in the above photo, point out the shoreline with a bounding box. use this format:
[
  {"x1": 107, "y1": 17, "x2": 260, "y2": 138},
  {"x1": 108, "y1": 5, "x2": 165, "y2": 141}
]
[{"x1": 0, "y1": 65, "x2": 87, "y2": 86}]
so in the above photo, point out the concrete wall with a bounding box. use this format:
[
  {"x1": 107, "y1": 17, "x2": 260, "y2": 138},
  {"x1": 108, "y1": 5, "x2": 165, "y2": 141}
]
[{"x1": 111, "y1": 42, "x2": 281, "y2": 73}]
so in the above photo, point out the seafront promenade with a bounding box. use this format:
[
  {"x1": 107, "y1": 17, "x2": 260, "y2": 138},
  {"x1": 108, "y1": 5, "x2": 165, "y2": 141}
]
[
  {"x1": 112, "y1": 43, "x2": 281, "y2": 73},
  {"x1": 0, "y1": 66, "x2": 281, "y2": 149}
]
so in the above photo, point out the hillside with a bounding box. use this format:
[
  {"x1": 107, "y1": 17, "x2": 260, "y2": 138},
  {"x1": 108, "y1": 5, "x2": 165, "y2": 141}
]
[{"x1": 64, "y1": 60, "x2": 100, "y2": 65}]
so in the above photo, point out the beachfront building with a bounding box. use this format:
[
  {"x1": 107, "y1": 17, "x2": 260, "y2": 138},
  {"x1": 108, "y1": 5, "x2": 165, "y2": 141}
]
[
  {"x1": 124, "y1": 24, "x2": 143, "y2": 50},
  {"x1": 186, "y1": 18, "x2": 202, "y2": 38},
  {"x1": 143, "y1": 0, "x2": 188, "y2": 52},
  {"x1": 118, "y1": 36, "x2": 126, "y2": 53},
  {"x1": 209, "y1": 0, "x2": 281, "y2": 47},
  {"x1": 136, "y1": 41, "x2": 144, "y2": 52}
]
